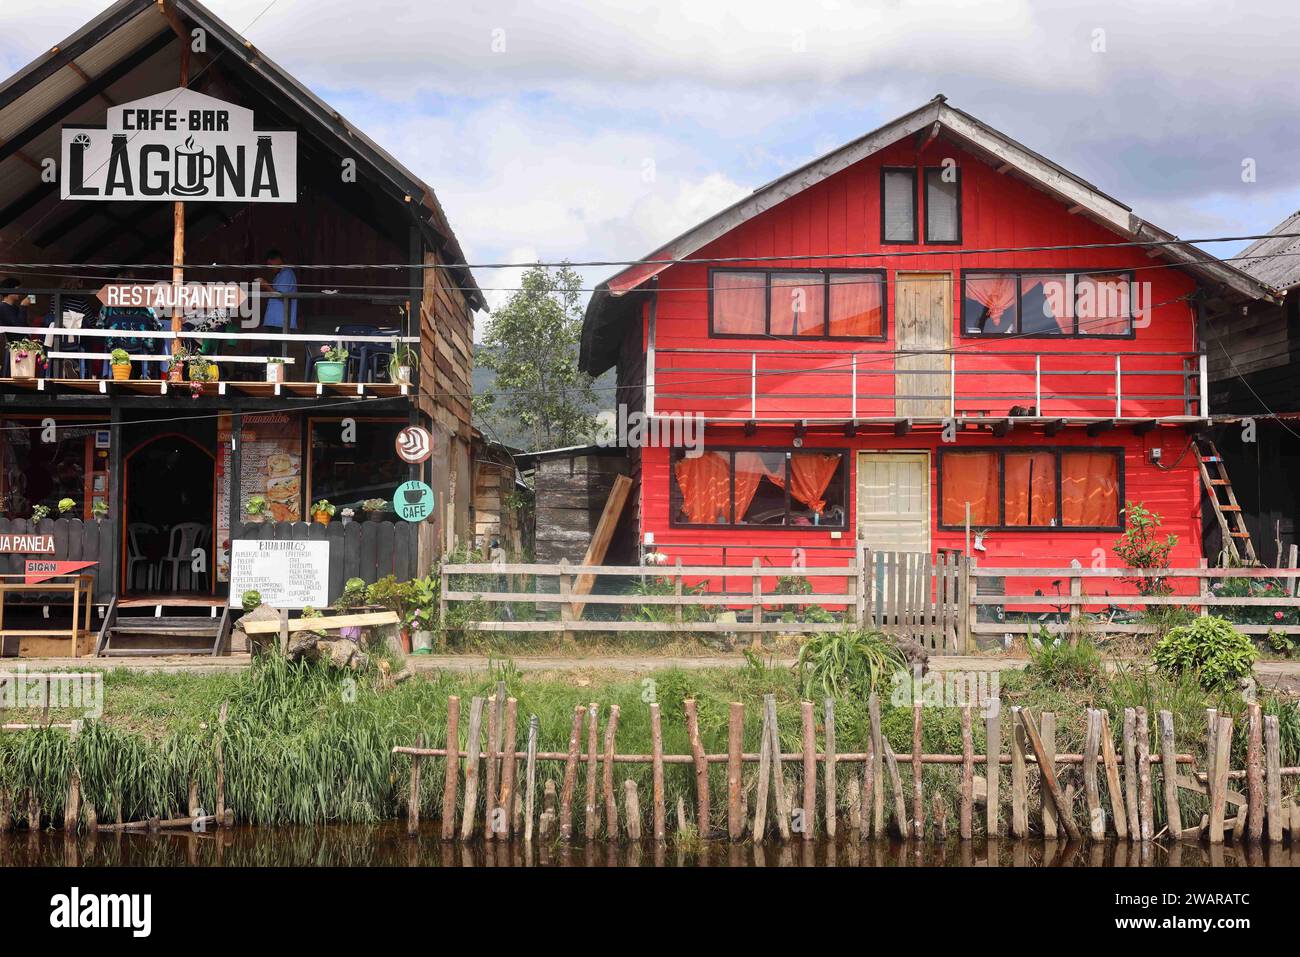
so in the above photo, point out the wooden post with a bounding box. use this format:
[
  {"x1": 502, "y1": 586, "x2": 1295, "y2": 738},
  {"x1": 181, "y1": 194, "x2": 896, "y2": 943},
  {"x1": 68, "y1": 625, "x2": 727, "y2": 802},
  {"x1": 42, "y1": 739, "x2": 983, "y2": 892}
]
[
  {"x1": 603, "y1": 704, "x2": 620, "y2": 840},
  {"x1": 558, "y1": 558, "x2": 573, "y2": 643},
  {"x1": 753, "y1": 698, "x2": 772, "y2": 843},
  {"x1": 1084, "y1": 709, "x2": 1104, "y2": 841},
  {"x1": 869, "y1": 692, "x2": 884, "y2": 837},
  {"x1": 1158, "y1": 710, "x2": 1180, "y2": 836},
  {"x1": 1017, "y1": 709, "x2": 1082, "y2": 842},
  {"x1": 63, "y1": 719, "x2": 82, "y2": 832},
  {"x1": 460, "y1": 696, "x2": 485, "y2": 840},
  {"x1": 727, "y1": 702, "x2": 744, "y2": 842},
  {"x1": 649, "y1": 702, "x2": 666, "y2": 842},
  {"x1": 498, "y1": 698, "x2": 518, "y2": 839},
  {"x1": 1040, "y1": 711, "x2": 1057, "y2": 839},
  {"x1": 861, "y1": 740, "x2": 875, "y2": 841},
  {"x1": 1247, "y1": 702, "x2": 1263, "y2": 843},
  {"x1": 684, "y1": 698, "x2": 710, "y2": 837},
  {"x1": 800, "y1": 700, "x2": 816, "y2": 841},
  {"x1": 673, "y1": 559, "x2": 684, "y2": 625},
  {"x1": 882, "y1": 740, "x2": 908, "y2": 839},
  {"x1": 407, "y1": 735, "x2": 423, "y2": 835},
  {"x1": 1099, "y1": 710, "x2": 1127, "y2": 840},
  {"x1": 214, "y1": 701, "x2": 228, "y2": 825},
  {"x1": 1135, "y1": 706, "x2": 1153, "y2": 842},
  {"x1": 584, "y1": 702, "x2": 599, "y2": 841},
  {"x1": 751, "y1": 558, "x2": 762, "y2": 626},
  {"x1": 766, "y1": 694, "x2": 791, "y2": 841},
  {"x1": 623, "y1": 780, "x2": 641, "y2": 841},
  {"x1": 959, "y1": 705, "x2": 973, "y2": 841},
  {"x1": 986, "y1": 702, "x2": 1002, "y2": 838},
  {"x1": 558, "y1": 704, "x2": 583, "y2": 841},
  {"x1": 1209, "y1": 715, "x2": 1233, "y2": 844},
  {"x1": 1122, "y1": 708, "x2": 1140, "y2": 839},
  {"x1": 523, "y1": 713, "x2": 538, "y2": 844},
  {"x1": 1010, "y1": 707, "x2": 1028, "y2": 839},
  {"x1": 1264, "y1": 715, "x2": 1283, "y2": 844},
  {"x1": 911, "y1": 700, "x2": 924, "y2": 839},
  {"x1": 823, "y1": 698, "x2": 837, "y2": 839},
  {"x1": 484, "y1": 694, "x2": 499, "y2": 842}
]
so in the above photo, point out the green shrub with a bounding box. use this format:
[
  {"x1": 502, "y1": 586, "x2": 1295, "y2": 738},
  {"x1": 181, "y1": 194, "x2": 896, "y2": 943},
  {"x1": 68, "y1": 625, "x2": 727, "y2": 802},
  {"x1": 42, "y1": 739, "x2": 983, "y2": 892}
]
[
  {"x1": 796, "y1": 628, "x2": 905, "y2": 701},
  {"x1": 1151, "y1": 615, "x2": 1257, "y2": 690},
  {"x1": 1025, "y1": 627, "x2": 1102, "y2": 689}
]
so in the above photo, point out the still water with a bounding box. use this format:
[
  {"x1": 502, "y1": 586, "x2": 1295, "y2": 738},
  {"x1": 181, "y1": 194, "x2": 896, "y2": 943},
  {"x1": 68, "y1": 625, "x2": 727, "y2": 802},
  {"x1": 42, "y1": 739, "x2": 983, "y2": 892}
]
[{"x1": 2, "y1": 824, "x2": 1295, "y2": 867}]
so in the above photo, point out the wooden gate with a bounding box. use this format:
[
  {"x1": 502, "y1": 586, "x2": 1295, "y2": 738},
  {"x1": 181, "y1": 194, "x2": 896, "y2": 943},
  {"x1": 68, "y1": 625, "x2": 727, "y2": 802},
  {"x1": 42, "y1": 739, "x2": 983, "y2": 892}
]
[{"x1": 862, "y1": 549, "x2": 964, "y2": 653}]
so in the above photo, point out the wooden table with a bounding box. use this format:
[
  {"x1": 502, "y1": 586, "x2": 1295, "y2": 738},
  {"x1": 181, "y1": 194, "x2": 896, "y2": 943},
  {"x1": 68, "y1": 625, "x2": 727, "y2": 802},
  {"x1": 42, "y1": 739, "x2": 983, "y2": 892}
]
[{"x1": 0, "y1": 574, "x2": 95, "y2": 658}]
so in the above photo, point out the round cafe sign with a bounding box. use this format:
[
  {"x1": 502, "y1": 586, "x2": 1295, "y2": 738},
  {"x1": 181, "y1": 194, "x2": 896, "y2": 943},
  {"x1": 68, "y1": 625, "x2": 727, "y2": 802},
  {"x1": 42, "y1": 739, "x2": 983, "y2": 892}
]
[
  {"x1": 394, "y1": 425, "x2": 433, "y2": 464},
  {"x1": 393, "y1": 480, "x2": 435, "y2": 523}
]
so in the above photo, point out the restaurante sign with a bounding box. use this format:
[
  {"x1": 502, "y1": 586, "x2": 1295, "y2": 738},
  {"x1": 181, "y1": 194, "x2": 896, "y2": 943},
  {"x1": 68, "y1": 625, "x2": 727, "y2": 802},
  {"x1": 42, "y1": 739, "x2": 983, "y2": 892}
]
[{"x1": 60, "y1": 88, "x2": 296, "y2": 203}]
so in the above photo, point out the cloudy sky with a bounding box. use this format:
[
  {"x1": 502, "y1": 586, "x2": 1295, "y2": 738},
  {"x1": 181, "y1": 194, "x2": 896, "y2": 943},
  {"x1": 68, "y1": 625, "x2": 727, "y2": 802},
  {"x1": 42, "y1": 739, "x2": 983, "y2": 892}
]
[{"x1": 4, "y1": 0, "x2": 1299, "y2": 316}]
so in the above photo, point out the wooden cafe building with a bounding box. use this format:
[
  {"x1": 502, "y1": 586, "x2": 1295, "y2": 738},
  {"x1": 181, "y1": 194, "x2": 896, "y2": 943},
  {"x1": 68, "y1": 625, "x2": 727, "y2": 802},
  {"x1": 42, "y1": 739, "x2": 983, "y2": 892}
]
[{"x1": 0, "y1": 0, "x2": 483, "y2": 656}]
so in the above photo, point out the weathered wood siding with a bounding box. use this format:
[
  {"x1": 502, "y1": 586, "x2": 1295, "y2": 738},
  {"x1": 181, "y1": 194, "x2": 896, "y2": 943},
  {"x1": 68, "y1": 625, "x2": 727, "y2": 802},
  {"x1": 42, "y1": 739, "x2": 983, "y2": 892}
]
[
  {"x1": 533, "y1": 454, "x2": 633, "y2": 565},
  {"x1": 0, "y1": 517, "x2": 114, "y2": 604},
  {"x1": 1206, "y1": 292, "x2": 1300, "y2": 413},
  {"x1": 233, "y1": 519, "x2": 417, "y2": 603}
]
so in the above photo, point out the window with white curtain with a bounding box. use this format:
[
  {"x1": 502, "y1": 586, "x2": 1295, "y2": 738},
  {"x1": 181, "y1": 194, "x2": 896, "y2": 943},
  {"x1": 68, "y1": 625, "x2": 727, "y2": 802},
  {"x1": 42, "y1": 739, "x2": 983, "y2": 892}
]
[
  {"x1": 881, "y1": 168, "x2": 917, "y2": 243},
  {"x1": 925, "y1": 167, "x2": 961, "y2": 243}
]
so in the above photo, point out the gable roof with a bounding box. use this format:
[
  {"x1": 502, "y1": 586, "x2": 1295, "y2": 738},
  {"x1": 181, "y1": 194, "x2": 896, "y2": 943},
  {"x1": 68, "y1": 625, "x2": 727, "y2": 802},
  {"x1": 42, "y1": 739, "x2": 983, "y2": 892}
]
[
  {"x1": 0, "y1": 0, "x2": 484, "y2": 308},
  {"x1": 1237, "y1": 210, "x2": 1300, "y2": 291},
  {"x1": 580, "y1": 95, "x2": 1273, "y2": 375}
]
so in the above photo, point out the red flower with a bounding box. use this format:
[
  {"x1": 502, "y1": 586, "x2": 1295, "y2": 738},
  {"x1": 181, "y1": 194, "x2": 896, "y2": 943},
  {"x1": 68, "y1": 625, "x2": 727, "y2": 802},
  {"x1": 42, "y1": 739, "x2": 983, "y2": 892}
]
[{"x1": 1275, "y1": 611, "x2": 1285, "y2": 621}]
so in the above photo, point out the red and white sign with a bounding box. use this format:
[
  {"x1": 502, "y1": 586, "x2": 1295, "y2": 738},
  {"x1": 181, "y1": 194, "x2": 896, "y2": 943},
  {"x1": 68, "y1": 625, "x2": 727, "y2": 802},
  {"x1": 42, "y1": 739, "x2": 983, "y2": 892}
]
[
  {"x1": 24, "y1": 560, "x2": 97, "y2": 585},
  {"x1": 0, "y1": 534, "x2": 54, "y2": 554},
  {"x1": 395, "y1": 426, "x2": 434, "y2": 464}
]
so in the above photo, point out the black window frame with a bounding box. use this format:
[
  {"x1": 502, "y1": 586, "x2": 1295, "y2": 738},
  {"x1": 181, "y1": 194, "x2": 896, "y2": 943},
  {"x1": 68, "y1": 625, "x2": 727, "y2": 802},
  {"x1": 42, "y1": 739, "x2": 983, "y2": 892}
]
[
  {"x1": 936, "y1": 446, "x2": 1125, "y2": 532},
  {"x1": 668, "y1": 445, "x2": 850, "y2": 530},
  {"x1": 923, "y1": 166, "x2": 962, "y2": 245},
  {"x1": 707, "y1": 268, "x2": 888, "y2": 341},
  {"x1": 959, "y1": 268, "x2": 1139, "y2": 339},
  {"x1": 880, "y1": 166, "x2": 919, "y2": 245}
]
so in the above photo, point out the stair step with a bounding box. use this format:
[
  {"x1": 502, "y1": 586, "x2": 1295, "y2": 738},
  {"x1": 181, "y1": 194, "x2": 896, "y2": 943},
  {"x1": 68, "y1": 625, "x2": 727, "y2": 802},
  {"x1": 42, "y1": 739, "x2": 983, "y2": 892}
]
[
  {"x1": 1201, "y1": 456, "x2": 1221, "y2": 463},
  {"x1": 1230, "y1": 532, "x2": 1251, "y2": 538},
  {"x1": 111, "y1": 625, "x2": 218, "y2": 637},
  {"x1": 112, "y1": 616, "x2": 218, "y2": 627},
  {"x1": 1209, "y1": 479, "x2": 1229, "y2": 486},
  {"x1": 1218, "y1": 505, "x2": 1242, "y2": 512},
  {"x1": 101, "y1": 648, "x2": 214, "y2": 657}
]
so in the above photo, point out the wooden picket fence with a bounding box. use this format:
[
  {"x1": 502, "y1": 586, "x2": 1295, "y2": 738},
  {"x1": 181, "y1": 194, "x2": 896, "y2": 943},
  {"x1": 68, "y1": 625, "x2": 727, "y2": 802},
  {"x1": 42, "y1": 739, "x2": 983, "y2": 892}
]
[{"x1": 395, "y1": 688, "x2": 1300, "y2": 846}]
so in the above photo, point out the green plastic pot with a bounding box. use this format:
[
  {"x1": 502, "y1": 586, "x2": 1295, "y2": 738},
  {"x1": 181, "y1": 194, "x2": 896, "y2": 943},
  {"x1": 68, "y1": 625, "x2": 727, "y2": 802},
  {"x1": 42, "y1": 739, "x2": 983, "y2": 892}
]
[{"x1": 315, "y1": 360, "x2": 346, "y2": 383}]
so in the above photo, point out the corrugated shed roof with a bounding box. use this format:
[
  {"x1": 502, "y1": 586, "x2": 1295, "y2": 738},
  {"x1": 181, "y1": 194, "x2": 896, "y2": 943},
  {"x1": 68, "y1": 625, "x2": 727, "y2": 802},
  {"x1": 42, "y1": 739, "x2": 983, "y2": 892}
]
[{"x1": 1237, "y1": 210, "x2": 1300, "y2": 291}]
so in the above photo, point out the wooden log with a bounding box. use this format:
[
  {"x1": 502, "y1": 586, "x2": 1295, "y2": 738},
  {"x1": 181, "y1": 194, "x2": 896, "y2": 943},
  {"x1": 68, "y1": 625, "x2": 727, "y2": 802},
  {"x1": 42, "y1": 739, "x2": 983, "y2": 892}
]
[
  {"x1": 64, "y1": 720, "x2": 82, "y2": 832},
  {"x1": 911, "y1": 701, "x2": 924, "y2": 840},
  {"x1": 752, "y1": 701, "x2": 771, "y2": 843},
  {"x1": 1158, "y1": 710, "x2": 1181, "y2": 836},
  {"x1": 882, "y1": 740, "x2": 908, "y2": 839},
  {"x1": 766, "y1": 694, "x2": 791, "y2": 841},
  {"x1": 1209, "y1": 715, "x2": 1233, "y2": 844},
  {"x1": 649, "y1": 702, "x2": 666, "y2": 842},
  {"x1": 1099, "y1": 710, "x2": 1127, "y2": 840},
  {"x1": 869, "y1": 692, "x2": 885, "y2": 837},
  {"x1": 603, "y1": 704, "x2": 620, "y2": 840},
  {"x1": 214, "y1": 701, "x2": 228, "y2": 824},
  {"x1": 1135, "y1": 707, "x2": 1154, "y2": 842},
  {"x1": 441, "y1": 695, "x2": 460, "y2": 841},
  {"x1": 960, "y1": 705, "x2": 973, "y2": 841},
  {"x1": 0, "y1": 790, "x2": 11, "y2": 833},
  {"x1": 1010, "y1": 707, "x2": 1028, "y2": 839},
  {"x1": 484, "y1": 694, "x2": 499, "y2": 842},
  {"x1": 27, "y1": 792, "x2": 39, "y2": 830},
  {"x1": 1040, "y1": 711, "x2": 1057, "y2": 840},
  {"x1": 584, "y1": 702, "x2": 599, "y2": 841},
  {"x1": 823, "y1": 698, "x2": 837, "y2": 839},
  {"x1": 861, "y1": 740, "x2": 875, "y2": 840},
  {"x1": 1017, "y1": 709, "x2": 1082, "y2": 842},
  {"x1": 801, "y1": 700, "x2": 816, "y2": 841},
  {"x1": 460, "y1": 696, "x2": 485, "y2": 840},
  {"x1": 624, "y1": 780, "x2": 641, "y2": 841},
  {"x1": 727, "y1": 702, "x2": 744, "y2": 841},
  {"x1": 558, "y1": 704, "x2": 584, "y2": 841},
  {"x1": 540, "y1": 780, "x2": 557, "y2": 841},
  {"x1": 1122, "y1": 708, "x2": 1140, "y2": 841},
  {"x1": 933, "y1": 791, "x2": 949, "y2": 840},
  {"x1": 524, "y1": 714, "x2": 539, "y2": 844},
  {"x1": 1084, "y1": 709, "x2": 1104, "y2": 841},
  {"x1": 1265, "y1": 714, "x2": 1283, "y2": 845},
  {"x1": 676, "y1": 796, "x2": 688, "y2": 833},
  {"x1": 1247, "y1": 702, "x2": 1263, "y2": 843},
  {"x1": 846, "y1": 774, "x2": 861, "y2": 833},
  {"x1": 499, "y1": 698, "x2": 519, "y2": 839},
  {"x1": 407, "y1": 734, "x2": 424, "y2": 835},
  {"x1": 986, "y1": 703, "x2": 1002, "y2": 838},
  {"x1": 684, "y1": 698, "x2": 711, "y2": 837}
]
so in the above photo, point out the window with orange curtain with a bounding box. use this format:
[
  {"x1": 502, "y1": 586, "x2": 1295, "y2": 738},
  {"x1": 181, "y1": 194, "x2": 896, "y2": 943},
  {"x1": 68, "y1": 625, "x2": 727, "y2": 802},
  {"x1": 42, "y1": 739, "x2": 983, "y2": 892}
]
[
  {"x1": 712, "y1": 271, "x2": 765, "y2": 335},
  {"x1": 828, "y1": 273, "x2": 884, "y2": 337},
  {"x1": 734, "y1": 451, "x2": 785, "y2": 525},
  {"x1": 672, "y1": 451, "x2": 732, "y2": 524},
  {"x1": 1061, "y1": 451, "x2": 1121, "y2": 527},
  {"x1": 1076, "y1": 272, "x2": 1134, "y2": 336},
  {"x1": 770, "y1": 273, "x2": 825, "y2": 336},
  {"x1": 1004, "y1": 451, "x2": 1058, "y2": 526},
  {"x1": 670, "y1": 448, "x2": 847, "y2": 528},
  {"x1": 962, "y1": 274, "x2": 1017, "y2": 334},
  {"x1": 940, "y1": 451, "x2": 999, "y2": 526}
]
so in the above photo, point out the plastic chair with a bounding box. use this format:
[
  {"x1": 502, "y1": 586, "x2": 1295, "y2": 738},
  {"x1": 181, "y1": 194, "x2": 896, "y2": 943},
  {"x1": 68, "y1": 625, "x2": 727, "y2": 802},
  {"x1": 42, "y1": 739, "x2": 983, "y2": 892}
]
[
  {"x1": 126, "y1": 523, "x2": 158, "y2": 591},
  {"x1": 337, "y1": 324, "x2": 398, "y2": 383},
  {"x1": 158, "y1": 522, "x2": 206, "y2": 592}
]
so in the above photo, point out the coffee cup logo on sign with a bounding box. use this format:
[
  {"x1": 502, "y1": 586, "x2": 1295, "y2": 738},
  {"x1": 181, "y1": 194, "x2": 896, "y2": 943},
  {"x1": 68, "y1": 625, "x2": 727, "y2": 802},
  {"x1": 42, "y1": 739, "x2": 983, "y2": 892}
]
[
  {"x1": 395, "y1": 426, "x2": 434, "y2": 464},
  {"x1": 172, "y1": 136, "x2": 216, "y2": 197}
]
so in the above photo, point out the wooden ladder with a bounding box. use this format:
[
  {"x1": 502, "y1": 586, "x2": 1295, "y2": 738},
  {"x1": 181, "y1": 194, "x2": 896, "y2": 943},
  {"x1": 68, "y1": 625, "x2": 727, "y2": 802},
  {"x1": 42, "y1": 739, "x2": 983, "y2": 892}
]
[{"x1": 1196, "y1": 438, "x2": 1258, "y2": 565}]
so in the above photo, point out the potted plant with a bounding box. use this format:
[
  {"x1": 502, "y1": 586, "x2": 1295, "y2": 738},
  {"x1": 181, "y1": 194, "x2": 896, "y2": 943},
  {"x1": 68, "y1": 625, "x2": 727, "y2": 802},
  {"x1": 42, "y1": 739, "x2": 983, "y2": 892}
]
[
  {"x1": 310, "y1": 499, "x2": 336, "y2": 525},
  {"x1": 57, "y1": 497, "x2": 76, "y2": 515},
  {"x1": 92, "y1": 500, "x2": 108, "y2": 522},
  {"x1": 8, "y1": 339, "x2": 46, "y2": 379},
  {"x1": 241, "y1": 590, "x2": 263, "y2": 613},
  {"x1": 30, "y1": 504, "x2": 50, "y2": 524},
  {"x1": 266, "y1": 357, "x2": 287, "y2": 384},
  {"x1": 339, "y1": 507, "x2": 355, "y2": 526},
  {"x1": 244, "y1": 494, "x2": 269, "y2": 524},
  {"x1": 314, "y1": 345, "x2": 348, "y2": 383},
  {"x1": 361, "y1": 498, "x2": 388, "y2": 522},
  {"x1": 166, "y1": 350, "x2": 188, "y2": 383},
  {"x1": 187, "y1": 356, "x2": 216, "y2": 398},
  {"x1": 110, "y1": 348, "x2": 132, "y2": 380},
  {"x1": 389, "y1": 343, "x2": 416, "y2": 385}
]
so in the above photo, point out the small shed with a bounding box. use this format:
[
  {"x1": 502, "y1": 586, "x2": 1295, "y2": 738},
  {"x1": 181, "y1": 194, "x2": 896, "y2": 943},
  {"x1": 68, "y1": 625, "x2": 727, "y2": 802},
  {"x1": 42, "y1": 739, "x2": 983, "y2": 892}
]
[
  {"x1": 471, "y1": 434, "x2": 530, "y2": 557},
  {"x1": 514, "y1": 445, "x2": 634, "y2": 566}
]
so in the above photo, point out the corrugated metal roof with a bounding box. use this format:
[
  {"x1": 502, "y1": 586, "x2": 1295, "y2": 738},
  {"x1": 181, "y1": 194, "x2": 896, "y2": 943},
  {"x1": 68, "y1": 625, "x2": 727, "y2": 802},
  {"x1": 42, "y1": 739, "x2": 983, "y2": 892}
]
[{"x1": 1237, "y1": 210, "x2": 1300, "y2": 291}]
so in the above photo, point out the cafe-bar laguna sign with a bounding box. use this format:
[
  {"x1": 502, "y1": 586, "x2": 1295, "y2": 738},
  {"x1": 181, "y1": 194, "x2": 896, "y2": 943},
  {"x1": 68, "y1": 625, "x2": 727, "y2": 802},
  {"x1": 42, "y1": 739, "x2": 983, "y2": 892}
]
[{"x1": 61, "y1": 88, "x2": 296, "y2": 203}]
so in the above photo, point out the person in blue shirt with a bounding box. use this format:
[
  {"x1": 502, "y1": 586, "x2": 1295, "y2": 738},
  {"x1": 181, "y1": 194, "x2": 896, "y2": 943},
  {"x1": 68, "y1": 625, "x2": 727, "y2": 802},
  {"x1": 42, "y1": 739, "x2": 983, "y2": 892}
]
[{"x1": 258, "y1": 249, "x2": 298, "y2": 332}]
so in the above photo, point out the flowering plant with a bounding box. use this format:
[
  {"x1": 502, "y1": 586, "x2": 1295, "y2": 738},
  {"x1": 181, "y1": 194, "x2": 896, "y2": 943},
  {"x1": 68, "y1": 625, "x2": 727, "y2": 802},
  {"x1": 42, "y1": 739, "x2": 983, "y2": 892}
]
[{"x1": 319, "y1": 344, "x2": 349, "y2": 363}]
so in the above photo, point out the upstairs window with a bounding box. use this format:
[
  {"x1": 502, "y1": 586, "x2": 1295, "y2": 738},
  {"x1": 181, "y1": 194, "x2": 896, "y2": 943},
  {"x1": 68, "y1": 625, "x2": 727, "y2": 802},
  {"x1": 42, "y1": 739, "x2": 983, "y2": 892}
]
[
  {"x1": 939, "y1": 448, "x2": 1122, "y2": 530},
  {"x1": 710, "y1": 269, "x2": 885, "y2": 340},
  {"x1": 961, "y1": 270, "x2": 1136, "y2": 337},
  {"x1": 924, "y1": 167, "x2": 961, "y2": 243},
  {"x1": 881, "y1": 168, "x2": 918, "y2": 243}
]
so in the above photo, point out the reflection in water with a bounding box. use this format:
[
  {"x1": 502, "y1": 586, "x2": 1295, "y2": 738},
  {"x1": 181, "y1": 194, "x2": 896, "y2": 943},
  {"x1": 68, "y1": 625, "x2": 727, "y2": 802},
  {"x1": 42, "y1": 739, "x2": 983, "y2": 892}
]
[{"x1": 2, "y1": 824, "x2": 1296, "y2": 867}]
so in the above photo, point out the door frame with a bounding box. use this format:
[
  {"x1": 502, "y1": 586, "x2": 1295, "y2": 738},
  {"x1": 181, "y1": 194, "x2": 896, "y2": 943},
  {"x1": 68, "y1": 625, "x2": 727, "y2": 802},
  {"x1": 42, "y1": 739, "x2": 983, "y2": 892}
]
[
  {"x1": 855, "y1": 449, "x2": 932, "y2": 554},
  {"x1": 120, "y1": 431, "x2": 218, "y2": 595}
]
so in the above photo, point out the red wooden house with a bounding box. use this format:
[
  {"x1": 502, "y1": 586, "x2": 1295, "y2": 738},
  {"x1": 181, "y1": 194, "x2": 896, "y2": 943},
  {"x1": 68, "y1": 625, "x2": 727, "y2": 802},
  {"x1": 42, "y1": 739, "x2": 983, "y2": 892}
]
[{"x1": 579, "y1": 96, "x2": 1272, "y2": 585}]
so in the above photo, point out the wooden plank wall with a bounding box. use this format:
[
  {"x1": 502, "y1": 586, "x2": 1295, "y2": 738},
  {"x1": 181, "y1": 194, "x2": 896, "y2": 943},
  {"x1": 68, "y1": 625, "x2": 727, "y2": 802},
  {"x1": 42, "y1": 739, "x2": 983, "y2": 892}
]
[
  {"x1": 234, "y1": 519, "x2": 417, "y2": 603},
  {"x1": 0, "y1": 517, "x2": 113, "y2": 605},
  {"x1": 533, "y1": 454, "x2": 632, "y2": 565}
]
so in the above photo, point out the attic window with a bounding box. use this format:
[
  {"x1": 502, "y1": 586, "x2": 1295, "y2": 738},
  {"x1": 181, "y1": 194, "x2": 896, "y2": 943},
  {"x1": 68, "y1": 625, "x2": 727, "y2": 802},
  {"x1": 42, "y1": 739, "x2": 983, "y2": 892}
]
[
  {"x1": 924, "y1": 168, "x2": 961, "y2": 243},
  {"x1": 881, "y1": 168, "x2": 917, "y2": 243}
]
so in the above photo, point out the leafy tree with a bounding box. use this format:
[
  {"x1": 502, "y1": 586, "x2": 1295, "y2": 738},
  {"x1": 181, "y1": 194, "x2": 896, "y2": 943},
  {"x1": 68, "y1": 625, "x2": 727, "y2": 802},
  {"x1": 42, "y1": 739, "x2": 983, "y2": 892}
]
[{"x1": 474, "y1": 264, "x2": 598, "y2": 450}]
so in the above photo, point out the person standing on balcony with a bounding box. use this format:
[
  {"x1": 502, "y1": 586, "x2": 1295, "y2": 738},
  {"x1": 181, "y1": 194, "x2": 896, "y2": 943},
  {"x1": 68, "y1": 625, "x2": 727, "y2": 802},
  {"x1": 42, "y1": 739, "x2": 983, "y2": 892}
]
[
  {"x1": 0, "y1": 278, "x2": 30, "y2": 376},
  {"x1": 255, "y1": 249, "x2": 299, "y2": 379}
]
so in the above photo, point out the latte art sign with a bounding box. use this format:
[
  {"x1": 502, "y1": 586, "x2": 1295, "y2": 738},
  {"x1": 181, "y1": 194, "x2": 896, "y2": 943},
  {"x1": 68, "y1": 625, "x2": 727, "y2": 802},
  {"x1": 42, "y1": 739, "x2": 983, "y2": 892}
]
[{"x1": 61, "y1": 88, "x2": 296, "y2": 203}]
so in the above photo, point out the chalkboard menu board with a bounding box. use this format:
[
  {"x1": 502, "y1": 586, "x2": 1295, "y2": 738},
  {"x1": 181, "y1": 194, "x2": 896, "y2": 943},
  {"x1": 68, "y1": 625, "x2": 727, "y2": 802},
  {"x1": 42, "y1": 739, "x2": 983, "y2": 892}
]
[{"x1": 228, "y1": 539, "x2": 329, "y2": 609}]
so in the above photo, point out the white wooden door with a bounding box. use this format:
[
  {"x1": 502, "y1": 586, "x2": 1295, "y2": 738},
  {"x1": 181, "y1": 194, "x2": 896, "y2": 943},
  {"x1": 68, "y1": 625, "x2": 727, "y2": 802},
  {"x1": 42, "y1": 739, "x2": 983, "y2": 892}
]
[{"x1": 856, "y1": 452, "x2": 930, "y2": 552}]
